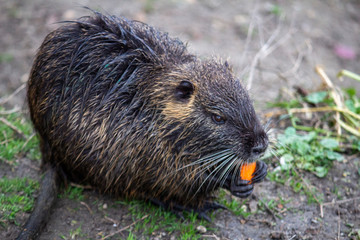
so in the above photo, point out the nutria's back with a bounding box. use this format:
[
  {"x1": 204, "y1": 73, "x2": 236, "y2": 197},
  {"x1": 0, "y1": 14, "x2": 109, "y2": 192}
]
[{"x1": 27, "y1": 11, "x2": 268, "y2": 209}]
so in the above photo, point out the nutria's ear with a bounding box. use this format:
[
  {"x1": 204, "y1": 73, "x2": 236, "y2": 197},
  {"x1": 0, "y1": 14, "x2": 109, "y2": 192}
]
[{"x1": 175, "y1": 80, "x2": 194, "y2": 101}]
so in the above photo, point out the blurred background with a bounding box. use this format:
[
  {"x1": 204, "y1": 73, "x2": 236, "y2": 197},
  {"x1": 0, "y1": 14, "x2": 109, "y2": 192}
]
[{"x1": 1, "y1": 0, "x2": 360, "y2": 109}]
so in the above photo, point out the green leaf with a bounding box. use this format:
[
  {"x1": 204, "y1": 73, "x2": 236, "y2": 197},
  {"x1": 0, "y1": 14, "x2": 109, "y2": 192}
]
[
  {"x1": 345, "y1": 99, "x2": 356, "y2": 112},
  {"x1": 326, "y1": 151, "x2": 344, "y2": 161},
  {"x1": 315, "y1": 166, "x2": 328, "y2": 178},
  {"x1": 345, "y1": 88, "x2": 356, "y2": 98},
  {"x1": 320, "y1": 138, "x2": 339, "y2": 149},
  {"x1": 301, "y1": 131, "x2": 317, "y2": 142},
  {"x1": 284, "y1": 127, "x2": 297, "y2": 136},
  {"x1": 305, "y1": 91, "x2": 328, "y2": 104},
  {"x1": 294, "y1": 141, "x2": 310, "y2": 155},
  {"x1": 279, "y1": 154, "x2": 294, "y2": 171}
]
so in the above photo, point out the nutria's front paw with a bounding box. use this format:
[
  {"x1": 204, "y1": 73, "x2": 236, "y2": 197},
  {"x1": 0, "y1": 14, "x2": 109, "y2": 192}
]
[
  {"x1": 223, "y1": 161, "x2": 267, "y2": 198},
  {"x1": 223, "y1": 178, "x2": 254, "y2": 198},
  {"x1": 251, "y1": 160, "x2": 268, "y2": 184}
]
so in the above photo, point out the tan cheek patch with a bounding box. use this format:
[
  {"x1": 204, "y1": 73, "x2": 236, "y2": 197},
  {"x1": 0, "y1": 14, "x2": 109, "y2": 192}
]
[{"x1": 162, "y1": 95, "x2": 195, "y2": 121}]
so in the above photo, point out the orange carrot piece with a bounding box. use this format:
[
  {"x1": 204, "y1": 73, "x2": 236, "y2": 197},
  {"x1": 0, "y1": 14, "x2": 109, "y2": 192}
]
[{"x1": 240, "y1": 162, "x2": 257, "y2": 182}]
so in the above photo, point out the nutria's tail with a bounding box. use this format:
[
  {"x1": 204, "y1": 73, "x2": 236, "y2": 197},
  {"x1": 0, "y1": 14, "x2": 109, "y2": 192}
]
[{"x1": 16, "y1": 165, "x2": 59, "y2": 240}]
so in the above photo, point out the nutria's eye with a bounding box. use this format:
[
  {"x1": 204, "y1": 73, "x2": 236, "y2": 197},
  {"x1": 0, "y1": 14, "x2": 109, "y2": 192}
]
[{"x1": 212, "y1": 114, "x2": 226, "y2": 125}]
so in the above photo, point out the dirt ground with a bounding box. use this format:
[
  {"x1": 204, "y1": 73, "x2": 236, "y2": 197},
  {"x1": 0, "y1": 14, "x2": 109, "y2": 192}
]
[{"x1": 1, "y1": 0, "x2": 360, "y2": 239}]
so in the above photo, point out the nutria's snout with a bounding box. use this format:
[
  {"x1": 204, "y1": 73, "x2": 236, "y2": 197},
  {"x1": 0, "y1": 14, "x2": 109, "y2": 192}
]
[{"x1": 249, "y1": 129, "x2": 269, "y2": 160}]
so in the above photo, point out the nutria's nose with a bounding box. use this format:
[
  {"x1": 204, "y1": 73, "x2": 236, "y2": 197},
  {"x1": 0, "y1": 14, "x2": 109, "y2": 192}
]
[{"x1": 251, "y1": 139, "x2": 268, "y2": 158}]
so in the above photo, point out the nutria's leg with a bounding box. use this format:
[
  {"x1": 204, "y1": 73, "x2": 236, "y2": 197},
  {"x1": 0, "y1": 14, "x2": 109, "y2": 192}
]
[
  {"x1": 149, "y1": 198, "x2": 225, "y2": 222},
  {"x1": 223, "y1": 160, "x2": 267, "y2": 198},
  {"x1": 17, "y1": 138, "x2": 60, "y2": 240}
]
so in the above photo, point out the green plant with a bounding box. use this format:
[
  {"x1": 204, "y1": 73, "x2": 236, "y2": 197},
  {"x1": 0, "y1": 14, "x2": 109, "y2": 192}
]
[
  {"x1": 60, "y1": 185, "x2": 84, "y2": 201},
  {"x1": 217, "y1": 189, "x2": 251, "y2": 217},
  {"x1": 0, "y1": 177, "x2": 39, "y2": 225},
  {"x1": 266, "y1": 68, "x2": 360, "y2": 203},
  {"x1": 273, "y1": 127, "x2": 343, "y2": 177}
]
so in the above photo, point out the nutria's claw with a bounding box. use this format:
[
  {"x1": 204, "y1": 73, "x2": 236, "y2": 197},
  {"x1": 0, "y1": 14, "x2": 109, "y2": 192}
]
[
  {"x1": 251, "y1": 160, "x2": 268, "y2": 184},
  {"x1": 231, "y1": 181, "x2": 254, "y2": 198},
  {"x1": 223, "y1": 176, "x2": 254, "y2": 198}
]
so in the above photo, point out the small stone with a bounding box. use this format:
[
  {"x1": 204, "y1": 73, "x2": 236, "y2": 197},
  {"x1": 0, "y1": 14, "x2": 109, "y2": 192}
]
[
  {"x1": 21, "y1": 73, "x2": 29, "y2": 83},
  {"x1": 103, "y1": 203, "x2": 108, "y2": 209},
  {"x1": 196, "y1": 225, "x2": 207, "y2": 234},
  {"x1": 249, "y1": 201, "x2": 258, "y2": 213}
]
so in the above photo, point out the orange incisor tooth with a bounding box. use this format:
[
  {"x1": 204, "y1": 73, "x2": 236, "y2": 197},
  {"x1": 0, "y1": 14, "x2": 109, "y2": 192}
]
[{"x1": 240, "y1": 162, "x2": 257, "y2": 182}]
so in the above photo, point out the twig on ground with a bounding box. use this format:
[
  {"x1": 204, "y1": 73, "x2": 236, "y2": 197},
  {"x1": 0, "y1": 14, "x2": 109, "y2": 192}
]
[
  {"x1": 322, "y1": 196, "x2": 360, "y2": 206},
  {"x1": 80, "y1": 201, "x2": 93, "y2": 215},
  {"x1": 315, "y1": 65, "x2": 343, "y2": 135},
  {"x1": 0, "y1": 83, "x2": 26, "y2": 105},
  {"x1": 288, "y1": 235, "x2": 297, "y2": 240},
  {"x1": 100, "y1": 214, "x2": 149, "y2": 240},
  {"x1": 257, "y1": 198, "x2": 277, "y2": 221},
  {"x1": 104, "y1": 215, "x2": 119, "y2": 226},
  {"x1": 20, "y1": 133, "x2": 36, "y2": 151},
  {"x1": 202, "y1": 234, "x2": 221, "y2": 240},
  {"x1": 70, "y1": 182, "x2": 93, "y2": 190},
  {"x1": 0, "y1": 106, "x2": 21, "y2": 115},
  {"x1": 0, "y1": 117, "x2": 26, "y2": 139},
  {"x1": 320, "y1": 196, "x2": 360, "y2": 218},
  {"x1": 2, "y1": 130, "x2": 8, "y2": 147}
]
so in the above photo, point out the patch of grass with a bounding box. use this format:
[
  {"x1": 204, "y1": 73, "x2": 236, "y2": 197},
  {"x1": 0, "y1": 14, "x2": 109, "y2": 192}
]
[
  {"x1": 118, "y1": 200, "x2": 209, "y2": 239},
  {"x1": 0, "y1": 107, "x2": 40, "y2": 164},
  {"x1": 127, "y1": 231, "x2": 136, "y2": 240},
  {"x1": 217, "y1": 189, "x2": 251, "y2": 217},
  {"x1": 0, "y1": 177, "x2": 39, "y2": 225},
  {"x1": 60, "y1": 186, "x2": 85, "y2": 201}
]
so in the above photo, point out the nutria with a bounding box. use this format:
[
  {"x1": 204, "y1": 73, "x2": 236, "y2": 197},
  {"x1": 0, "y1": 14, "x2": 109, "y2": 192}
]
[{"x1": 17, "y1": 10, "x2": 268, "y2": 240}]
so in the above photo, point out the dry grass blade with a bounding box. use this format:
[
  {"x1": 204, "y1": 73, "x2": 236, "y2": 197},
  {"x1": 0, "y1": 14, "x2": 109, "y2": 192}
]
[
  {"x1": 337, "y1": 69, "x2": 360, "y2": 82},
  {"x1": 315, "y1": 66, "x2": 345, "y2": 135},
  {"x1": 268, "y1": 67, "x2": 360, "y2": 137}
]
